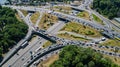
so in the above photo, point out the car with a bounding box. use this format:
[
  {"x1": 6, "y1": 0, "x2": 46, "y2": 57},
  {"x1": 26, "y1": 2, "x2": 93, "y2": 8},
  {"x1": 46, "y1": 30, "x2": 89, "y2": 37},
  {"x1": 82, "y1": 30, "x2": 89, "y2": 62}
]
[
  {"x1": 23, "y1": 63, "x2": 27, "y2": 66},
  {"x1": 34, "y1": 55, "x2": 36, "y2": 57},
  {"x1": 95, "y1": 41, "x2": 99, "y2": 44},
  {"x1": 37, "y1": 53, "x2": 41, "y2": 55},
  {"x1": 22, "y1": 57, "x2": 24, "y2": 61},
  {"x1": 27, "y1": 60, "x2": 30, "y2": 63},
  {"x1": 8, "y1": 65, "x2": 11, "y2": 67},
  {"x1": 101, "y1": 51, "x2": 104, "y2": 53},
  {"x1": 33, "y1": 62, "x2": 37, "y2": 65},
  {"x1": 101, "y1": 37, "x2": 106, "y2": 41},
  {"x1": 38, "y1": 37, "x2": 41, "y2": 39}
]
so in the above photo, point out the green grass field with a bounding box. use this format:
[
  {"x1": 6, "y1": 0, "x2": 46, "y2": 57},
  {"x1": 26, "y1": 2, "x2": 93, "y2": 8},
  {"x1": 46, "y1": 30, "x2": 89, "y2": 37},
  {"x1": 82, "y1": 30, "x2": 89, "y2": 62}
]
[
  {"x1": 60, "y1": 22, "x2": 102, "y2": 37},
  {"x1": 92, "y1": 14, "x2": 104, "y2": 25},
  {"x1": 77, "y1": 11, "x2": 90, "y2": 20}
]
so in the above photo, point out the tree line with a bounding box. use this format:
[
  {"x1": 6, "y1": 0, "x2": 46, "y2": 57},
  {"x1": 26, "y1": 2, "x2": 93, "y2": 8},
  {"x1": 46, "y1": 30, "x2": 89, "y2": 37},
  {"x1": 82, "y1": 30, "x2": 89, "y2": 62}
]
[
  {"x1": 50, "y1": 45, "x2": 119, "y2": 67},
  {"x1": 92, "y1": 0, "x2": 120, "y2": 19},
  {"x1": 0, "y1": 6, "x2": 28, "y2": 59}
]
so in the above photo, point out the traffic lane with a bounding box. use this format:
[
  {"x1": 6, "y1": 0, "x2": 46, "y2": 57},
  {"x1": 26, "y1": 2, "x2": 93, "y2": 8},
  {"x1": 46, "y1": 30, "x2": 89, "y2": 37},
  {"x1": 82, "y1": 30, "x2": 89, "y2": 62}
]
[
  {"x1": 30, "y1": 49, "x2": 60, "y2": 67},
  {"x1": 2, "y1": 36, "x2": 40, "y2": 67},
  {"x1": 46, "y1": 21, "x2": 64, "y2": 32},
  {"x1": 11, "y1": 38, "x2": 47, "y2": 67},
  {"x1": 47, "y1": 21, "x2": 65, "y2": 35}
]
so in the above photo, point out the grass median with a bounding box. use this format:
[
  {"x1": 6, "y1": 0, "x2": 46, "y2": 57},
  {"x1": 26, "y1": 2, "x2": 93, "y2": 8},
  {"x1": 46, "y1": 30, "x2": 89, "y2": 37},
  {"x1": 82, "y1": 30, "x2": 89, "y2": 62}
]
[
  {"x1": 58, "y1": 33, "x2": 90, "y2": 41},
  {"x1": 42, "y1": 41, "x2": 53, "y2": 48},
  {"x1": 15, "y1": 13, "x2": 23, "y2": 22},
  {"x1": 20, "y1": 10, "x2": 28, "y2": 16},
  {"x1": 92, "y1": 14, "x2": 104, "y2": 25},
  {"x1": 30, "y1": 12, "x2": 40, "y2": 24},
  {"x1": 60, "y1": 22, "x2": 102, "y2": 37},
  {"x1": 53, "y1": 6, "x2": 72, "y2": 14},
  {"x1": 38, "y1": 13, "x2": 58, "y2": 30},
  {"x1": 100, "y1": 39, "x2": 120, "y2": 47},
  {"x1": 77, "y1": 11, "x2": 90, "y2": 20}
]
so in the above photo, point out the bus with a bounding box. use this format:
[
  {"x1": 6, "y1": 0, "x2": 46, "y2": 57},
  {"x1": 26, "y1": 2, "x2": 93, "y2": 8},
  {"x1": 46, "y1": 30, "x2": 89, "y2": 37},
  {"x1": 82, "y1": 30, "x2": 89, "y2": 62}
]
[{"x1": 21, "y1": 41, "x2": 28, "y2": 48}]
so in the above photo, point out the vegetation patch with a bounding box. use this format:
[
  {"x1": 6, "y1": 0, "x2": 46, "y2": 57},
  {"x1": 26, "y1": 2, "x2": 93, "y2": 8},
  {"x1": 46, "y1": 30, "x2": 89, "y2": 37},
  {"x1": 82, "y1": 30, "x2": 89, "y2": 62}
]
[
  {"x1": 15, "y1": 13, "x2": 23, "y2": 22},
  {"x1": 38, "y1": 54, "x2": 59, "y2": 67},
  {"x1": 92, "y1": 14, "x2": 104, "y2": 25},
  {"x1": 30, "y1": 12, "x2": 40, "y2": 24},
  {"x1": 53, "y1": 6, "x2": 72, "y2": 14},
  {"x1": 50, "y1": 45, "x2": 119, "y2": 67},
  {"x1": 29, "y1": 35, "x2": 37, "y2": 43},
  {"x1": 104, "y1": 55, "x2": 120, "y2": 66},
  {"x1": 93, "y1": 0, "x2": 120, "y2": 19},
  {"x1": 60, "y1": 22, "x2": 101, "y2": 37},
  {"x1": 39, "y1": 13, "x2": 58, "y2": 30},
  {"x1": 20, "y1": 10, "x2": 28, "y2": 16},
  {"x1": 58, "y1": 33, "x2": 90, "y2": 41},
  {"x1": 42, "y1": 41, "x2": 52, "y2": 48},
  {"x1": 100, "y1": 39, "x2": 120, "y2": 47},
  {"x1": 77, "y1": 11, "x2": 90, "y2": 20}
]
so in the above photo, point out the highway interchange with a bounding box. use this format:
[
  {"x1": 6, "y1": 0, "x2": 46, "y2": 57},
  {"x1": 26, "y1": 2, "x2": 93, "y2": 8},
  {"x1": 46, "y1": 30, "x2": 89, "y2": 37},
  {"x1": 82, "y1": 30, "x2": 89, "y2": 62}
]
[{"x1": 1, "y1": 0, "x2": 120, "y2": 67}]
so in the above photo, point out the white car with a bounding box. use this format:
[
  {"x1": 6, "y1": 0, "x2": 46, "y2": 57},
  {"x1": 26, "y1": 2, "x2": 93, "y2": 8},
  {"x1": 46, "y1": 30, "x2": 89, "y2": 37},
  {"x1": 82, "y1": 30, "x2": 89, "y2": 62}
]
[{"x1": 101, "y1": 37, "x2": 106, "y2": 41}]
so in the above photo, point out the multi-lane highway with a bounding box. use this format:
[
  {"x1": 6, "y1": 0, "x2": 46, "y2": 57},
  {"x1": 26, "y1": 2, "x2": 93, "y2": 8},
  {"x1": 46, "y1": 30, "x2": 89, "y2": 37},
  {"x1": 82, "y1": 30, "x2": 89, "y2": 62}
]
[{"x1": 1, "y1": 1, "x2": 120, "y2": 67}]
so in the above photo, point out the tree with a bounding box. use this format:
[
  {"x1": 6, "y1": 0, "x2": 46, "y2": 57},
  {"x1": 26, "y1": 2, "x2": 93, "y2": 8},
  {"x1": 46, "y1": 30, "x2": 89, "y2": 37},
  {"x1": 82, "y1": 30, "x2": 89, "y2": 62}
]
[
  {"x1": 0, "y1": 5, "x2": 2, "y2": 9},
  {"x1": 88, "y1": 61, "x2": 95, "y2": 67},
  {"x1": 0, "y1": 47, "x2": 3, "y2": 56},
  {"x1": 0, "y1": 7, "x2": 28, "y2": 59},
  {"x1": 50, "y1": 45, "x2": 119, "y2": 67},
  {"x1": 93, "y1": 0, "x2": 120, "y2": 19},
  {"x1": 76, "y1": 62, "x2": 83, "y2": 67}
]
